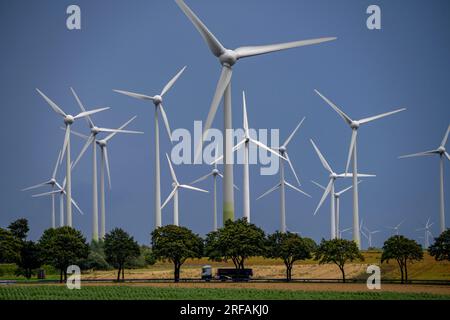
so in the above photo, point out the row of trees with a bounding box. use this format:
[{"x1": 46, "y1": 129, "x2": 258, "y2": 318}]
[{"x1": 1, "y1": 218, "x2": 449, "y2": 283}]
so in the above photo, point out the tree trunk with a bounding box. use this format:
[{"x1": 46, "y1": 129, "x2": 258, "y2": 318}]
[
  {"x1": 174, "y1": 262, "x2": 180, "y2": 283},
  {"x1": 122, "y1": 267, "x2": 125, "y2": 281},
  {"x1": 404, "y1": 259, "x2": 408, "y2": 284},
  {"x1": 398, "y1": 261, "x2": 404, "y2": 284},
  {"x1": 117, "y1": 266, "x2": 121, "y2": 282},
  {"x1": 339, "y1": 265, "x2": 346, "y2": 283}
]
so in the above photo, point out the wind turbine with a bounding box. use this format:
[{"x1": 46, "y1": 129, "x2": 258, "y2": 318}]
[
  {"x1": 176, "y1": 0, "x2": 336, "y2": 225},
  {"x1": 95, "y1": 117, "x2": 143, "y2": 239},
  {"x1": 361, "y1": 224, "x2": 380, "y2": 248},
  {"x1": 339, "y1": 227, "x2": 352, "y2": 239},
  {"x1": 113, "y1": 66, "x2": 186, "y2": 231},
  {"x1": 69, "y1": 89, "x2": 141, "y2": 241},
  {"x1": 36, "y1": 88, "x2": 109, "y2": 227},
  {"x1": 22, "y1": 150, "x2": 62, "y2": 228},
  {"x1": 399, "y1": 124, "x2": 450, "y2": 233},
  {"x1": 190, "y1": 158, "x2": 238, "y2": 231},
  {"x1": 162, "y1": 154, "x2": 208, "y2": 226},
  {"x1": 315, "y1": 89, "x2": 405, "y2": 248},
  {"x1": 311, "y1": 180, "x2": 362, "y2": 239},
  {"x1": 32, "y1": 177, "x2": 84, "y2": 226},
  {"x1": 310, "y1": 139, "x2": 374, "y2": 239},
  {"x1": 212, "y1": 91, "x2": 286, "y2": 222},
  {"x1": 416, "y1": 218, "x2": 434, "y2": 248},
  {"x1": 387, "y1": 220, "x2": 405, "y2": 236}
]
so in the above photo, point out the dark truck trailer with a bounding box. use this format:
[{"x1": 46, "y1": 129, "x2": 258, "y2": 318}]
[{"x1": 216, "y1": 268, "x2": 253, "y2": 281}]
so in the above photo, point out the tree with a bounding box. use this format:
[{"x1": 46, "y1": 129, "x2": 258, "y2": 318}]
[
  {"x1": 381, "y1": 235, "x2": 423, "y2": 284},
  {"x1": 8, "y1": 218, "x2": 29, "y2": 241},
  {"x1": 16, "y1": 241, "x2": 41, "y2": 279},
  {"x1": 314, "y1": 239, "x2": 364, "y2": 283},
  {"x1": 78, "y1": 241, "x2": 111, "y2": 271},
  {"x1": 0, "y1": 228, "x2": 21, "y2": 263},
  {"x1": 151, "y1": 225, "x2": 203, "y2": 282},
  {"x1": 204, "y1": 218, "x2": 265, "y2": 270},
  {"x1": 265, "y1": 232, "x2": 316, "y2": 281},
  {"x1": 104, "y1": 228, "x2": 140, "y2": 281},
  {"x1": 429, "y1": 229, "x2": 450, "y2": 261},
  {"x1": 38, "y1": 227, "x2": 89, "y2": 283}
]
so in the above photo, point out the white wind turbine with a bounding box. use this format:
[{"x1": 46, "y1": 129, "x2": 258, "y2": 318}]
[
  {"x1": 176, "y1": 0, "x2": 336, "y2": 224},
  {"x1": 32, "y1": 176, "x2": 84, "y2": 226},
  {"x1": 416, "y1": 218, "x2": 434, "y2": 248},
  {"x1": 113, "y1": 66, "x2": 186, "y2": 231},
  {"x1": 387, "y1": 220, "x2": 405, "y2": 236},
  {"x1": 190, "y1": 158, "x2": 238, "y2": 231},
  {"x1": 22, "y1": 150, "x2": 62, "y2": 228},
  {"x1": 339, "y1": 227, "x2": 352, "y2": 239},
  {"x1": 70, "y1": 89, "x2": 142, "y2": 241},
  {"x1": 212, "y1": 91, "x2": 286, "y2": 222},
  {"x1": 315, "y1": 89, "x2": 405, "y2": 248},
  {"x1": 93, "y1": 117, "x2": 143, "y2": 239},
  {"x1": 256, "y1": 117, "x2": 309, "y2": 233},
  {"x1": 399, "y1": 125, "x2": 450, "y2": 233},
  {"x1": 311, "y1": 180, "x2": 362, "y2": 239},
  {"x1": 162, "y1": 154, "x2": 208, "y2": 226},
  {"x1": 36, "y1": 88, "x2": 109, "y2": 227},
  {"x1": 361, "y1": 224, "x2": 380, "y2": 248},
  {"x1": 310, "y1": 139, "x2": 374, "y2": 239}
]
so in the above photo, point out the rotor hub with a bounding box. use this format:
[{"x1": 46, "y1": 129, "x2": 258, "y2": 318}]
[
  {"x1": 438, "y1": 146, "x2": 446, "y2": 154},
  {"x1": 97, "y1": 140, "x2": 107, "y2": 147},
  {"x1": 153, "y1": 95, "x2": 163, "y2": 105},
  {"x1": 64, "y1": 115, "x2": 74, "y2": 125},
  {"x1": 92, "y1": 126, "x2": 100, "y2": 135},
  {"x1": 330, "y1": 173, "x2": 338, "y2": 179},
  {"x1": 212, "y1": 168, "x2": 219, "y2": 175},
  {"x1": 219, "y1": 49, "x2": 238, "y2": 67},
  {"x1": 279, "y1": 146, "x2": 287, "y2": 154},
  {"x1": 350, "y1": 121, "x2": 360, "y2": 129}
]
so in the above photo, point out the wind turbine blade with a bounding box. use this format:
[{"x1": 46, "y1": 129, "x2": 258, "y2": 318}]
[
  {"x1": 104, "y1": 116, "x2": 138, "y2": 142},
  {"x1": 175, "y1": 0, "x2": 225, "y2": 57},
  {"x1": 165, "y1": 153, "x2": 178, "y2": 184},
  {"x1": 283, "y1": 117, "x2": 305, "y2": 147},
  {"x1": 104, "y1": 147, "x2": 112, "y2": 189},
  {"x1": 235, "y1": 37, "x2": 337, "y2": 59},
  {"x1": 336, "y1": 183, "x2": 355, "y2": 196},
  {"x1": 313, "y1": 180, "x2": 333, "y2": 216},
  {"x1": 398, "y1": 150, "x2": 440, "y2": 159},
  {"x1": 72, "y1": 135, "x2": 94, "y2": 169},
  {"x1": 445, "y1": 152, "x2": 450, "y2": 161},
  {"x1": 66, "y1": 127, "x2": 89, "y2": 140},
  {"x1": 249, "y1": 138, "x2": 287, "y2": 160},
  {"x1": 242, "y1": 91, "x2": 249, "y2": 135},
  {"x1": 441, "y1": 125, "x2": 450, "y2": 147},
  {"x1": 211, "y1": 139, "x2": 246, "y2": 164},
  {"x1": 358, "y1": 108, "x2": 407, "y2": 125},
  {"x1": 190, "y1": 172, "x2": 212, "y2": 185},
  {"x1": 198, "y1": 66, "x2": 233, "y2": 158},
  {"x1": 311, "y1": 180, "x2": 326, "y2": 190},
  {"x1": 61, "y1": 125, "x2": 70, "y2": 164},
  {"x1": 113, "y1": 89, "x2": 155, "y2": 101},
  {"x1": 345, "y1": 129, "x2": 357, "y2": 174},
  {"x1": 74, "y1": 107, "x2": 110, "y2": 120},
  {"x1": 285, "y1": 152, "x2": 301, "y2": 186},
  {"x1": 161, "y1": 188, "x2": 177, "y2": 210},
  {"x1": 70, "y1": 197, "x2": 84, "y2": 215},
  {"x1": 180, "y1": 184, "x2": 209, "y2": 193},
  {"x1": 256, "y1": 183, "x2": 281, "y2": 200},
  {"x1": 159, "y1": 104, "x2": 172, "y2": 141},
  {"x1": 98, "y1": 128, "x2": 143, "y2": 134},
  {"x1": 70, "y1": 87, "x2": 94, "y2": 128},
  {"x1": 32, "y1": 190, "x2": 60, "y2": 197},
  {"x1": 36, "y1": 88, "x2": 66, "y2": 117},
  {"x1": 285, "y1": 181, "x2": 311, "y2": 198},
  {"x1": 160, "y1": 66, "x2": 187, "y2": 97},
  {"x1": 314, "y1": 89, "x2": 352, "y2": 125},
  {"x1": 52, "y1": 149, "x2": 62, "y2": 179},
  {"x1": 310, "y1": 139, "x2": 333, "y2": 173},
  {"x1": 216, "y1": 172, "x2": 238, "y2": 190},
  {"x1": 22, "y1": 181, "x2": 50, "y2": 192}
]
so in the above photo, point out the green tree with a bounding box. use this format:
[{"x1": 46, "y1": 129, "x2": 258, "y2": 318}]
[
  {"x1": 104, "y1": 228, "x2": 140, "y2": 281},
  {"x1": 78, "y1": 241, "x2": 110, "y2": 271},
  {"x1": 38, "y1": 227, "x2": 89, "y2": 283},
  {"x1": 0, "y1": 228, "x2": 21, "y2": 263},
  {"x1": 381, "y1": 235, "x2": 423, "y2": 284},
  {"x1": 8, "y1": 218, "x2": 29, "y2": 241},
  {"x1": 428, "y1": 229, "x2": 450, "y2": 261},
  {"x1": 204, "y1": 218, "x2": 265, "y2": 270},
  {"x1": 16, "y1": 241, "x2": 41, "y2": 279},
  {"x1": 265, "y1": 232, "x2": 316, "y2": 281},
  {"x1": 151, "y1": 225, "x2": 203, "y2": 282},
  {"x1": 315, "y1": 238, "x2": 364, "y2": 283}
]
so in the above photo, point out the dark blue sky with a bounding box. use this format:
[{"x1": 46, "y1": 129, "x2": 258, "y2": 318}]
[{"x1": 0, "y1": 0, "x2": 449, "y2": 247}]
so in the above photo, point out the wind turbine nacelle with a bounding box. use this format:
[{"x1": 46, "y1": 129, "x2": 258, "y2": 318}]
[
  {"x1": 153, "y1": 95, "x2": 163, "y2": 105},
  {"x1": 350, "y1": 121, "x2": 360, "y2": 129},
  {"x1": 279, "y1": 146, "x2": 287, "y2": 154},
  {"x1": 219, "y1": 50, "x2": 238, "y2": 67},
  {"x1": 64, "y1": 115, "x2": 75, "y2": 125},
  {"x1": 212, "y1": 168, "x2": 219, "y2": 175},
  {"x1": 91, "y1": 126, "x2": 101, "y2": 135},
  {"x1": 438, "y1": 146, "x2": 446, "y2": 153},
  {"x1": 97, "y1": 140, "x2": 107, "y2": 147}
]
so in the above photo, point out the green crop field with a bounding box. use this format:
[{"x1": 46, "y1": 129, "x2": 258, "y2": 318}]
[{"x1": 0, "y1": 285, "x2": 449, "y2": 300}]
